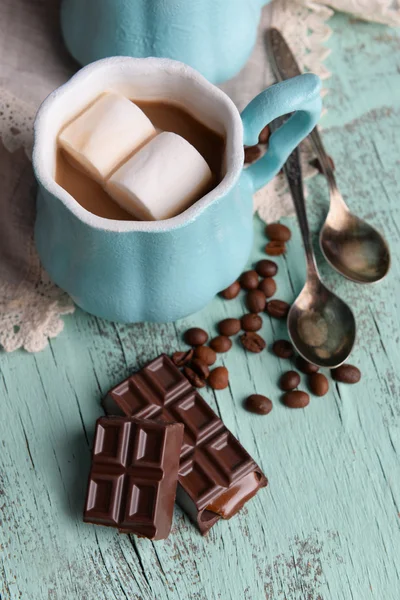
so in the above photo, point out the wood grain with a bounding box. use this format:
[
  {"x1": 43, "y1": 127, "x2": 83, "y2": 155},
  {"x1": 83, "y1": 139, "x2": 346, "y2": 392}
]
[{"x1": 1, "y1": 13, "x2": 400, "y2": 600}]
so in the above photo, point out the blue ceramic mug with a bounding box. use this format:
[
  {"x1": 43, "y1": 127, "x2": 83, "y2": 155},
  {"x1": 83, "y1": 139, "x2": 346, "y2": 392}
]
[
  {"x1": 61, "y1": 0, "x2": 271, "y2": 84},
  {"x1": 33, "y1": 57, "x2": 321, "y2": 323}
]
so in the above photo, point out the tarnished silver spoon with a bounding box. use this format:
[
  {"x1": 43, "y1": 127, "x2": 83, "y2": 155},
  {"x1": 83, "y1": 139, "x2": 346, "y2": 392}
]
[
  {"x1": 282, "y1": 144, "x2": 356, "y2": 368},
  {"x1": 313, "y1": 132, "x2": 390, "y2": 283},
  {"x1": 267, "y1": 27, "x2": 390, "y2": 284}
]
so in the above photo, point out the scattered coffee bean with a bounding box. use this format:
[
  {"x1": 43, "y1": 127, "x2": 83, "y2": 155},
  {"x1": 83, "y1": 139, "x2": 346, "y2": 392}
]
[
  {"x1": 184, "y1": 327, "x2": 208, "y2": 346},
  {"x1": 282, "y1": 390, "x2": 310, "y2": 409},
  {"x1": 280, "y1": 371, "x2": 301, "y2": 391},
  {"x1": 246, "y1": 289, "x2": 267, "y2": 313},
  {"x1": 241, "y1": 313, "x2": 263, "y2": 332},
  {"x1": 310, "y1": 155, "x2": 335, "y2": 174},
  {"x1": 309, "y1": 373, "x2": 329, "y2": 396},
  {"x1": 193, "y1": 345, "x2": 217, "y2": 366},
  {"x1": 239, "y1": 270, "x2": 259, "y2": 290},
  {"x1": 172, "y1": 349, "x2": 194, "y2": 367},
  {"x1": 265, "y1": 241, "x2": 286, "y2": 256},
  {"x1": 258, "y1": 277, "x2": 276, "y2": 298},
  {"x1": 240, "y1": 332, "x2": 266, "y2": 353},
  {"x1": 220, "y1": 281, "x2": 241, "y2": 300},
  {"x1": 295, "y1": 356, "x2": 319, "y2": 375},
  {"x1": 210, "y1": 335, "x2": 232, "y2": 353},
  {"x1": 218, "y1": 318, "x2": 241, "y2": 337},
  {"x1": 331, "y1": 364, "x2": 361, "y2": 384},
  {"x1": 183, "y1": 366, "x2": 206, "y2": 388},
  {"x1": 244, "y1": 145, "x2": 262, "y2": 164},
  {"x1": 255, "y1": 259, "x2": 278, "y2": 278},
  {"x1": 208, "y1": 366, "x2": 229, "y2": 390},
  {"x1": 244, "y1": 394, "x2": 273, "y2": 415},
  {"x1": 272, "y1": 339, "x2": 294, "y2": 359},
  {"x1": 266, "y1": 300, "x2": 290, "y2": 319},
  {"x1": 191, "y1": 358, "x2": 210, "y2": 380},
  {"x1": 258, "y1": 125, "x2": 271, "y2": 145},
  {"x1": 265, "y1": 223, "x2": 292, "y2": 243}
]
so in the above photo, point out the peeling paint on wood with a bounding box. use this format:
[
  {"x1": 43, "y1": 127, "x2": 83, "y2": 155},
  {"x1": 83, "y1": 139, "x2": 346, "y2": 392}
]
[{"x1": 0, "y1": 13, "x2": 400, "y2": 600}]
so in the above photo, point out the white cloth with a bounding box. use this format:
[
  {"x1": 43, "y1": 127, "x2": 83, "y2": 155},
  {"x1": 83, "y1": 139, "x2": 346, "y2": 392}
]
[
  {"x1": 312, "y1": 0, "x2": 400, "y2": 26},
  {"x1": 0, "y1": 0, "x2": 398, "y2": 353}
]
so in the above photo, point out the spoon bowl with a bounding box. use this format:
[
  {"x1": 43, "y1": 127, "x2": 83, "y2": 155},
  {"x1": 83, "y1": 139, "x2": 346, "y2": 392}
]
[
  {"x1": 266, "y1": 27, "x2": 391, "y2": 285},
  {"x1": 288, "y1": 280, "x2": 356, "y2": 368},
  {"x1": 312, "y1": 148, "x2": 390, "y2": 284},
  {"x1": 272, "y1": 129, "x2": 356, "y2": 368},
  {"x1": 320, "y1": 210, "x2": 390, "y2": 284}
]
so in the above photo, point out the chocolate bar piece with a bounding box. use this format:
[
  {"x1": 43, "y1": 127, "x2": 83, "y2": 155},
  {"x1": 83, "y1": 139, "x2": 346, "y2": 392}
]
[
  {"x1": 84, "y1": 416, "x2": 184, "y2": 540},
  {"x1": 103, "y1": 355, "x2": 267, "y2": 535}
]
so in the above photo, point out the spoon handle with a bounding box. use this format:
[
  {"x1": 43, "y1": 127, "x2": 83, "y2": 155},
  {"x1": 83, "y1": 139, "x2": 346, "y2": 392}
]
[
  {"x1": 266, "y1": 28, "x2": 345, "y2": 206},
  {"x1": 309, "y1": 128, "x2": 340, "y2": 196},
  {"x1": 281, "y1": 146, "x2": 319, "y2": 278}
]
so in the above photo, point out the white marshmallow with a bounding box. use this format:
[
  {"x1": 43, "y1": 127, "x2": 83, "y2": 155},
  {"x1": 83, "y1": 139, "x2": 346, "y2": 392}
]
[
  {"x1": 106, "y1": 132, "x2": 213, "y2": 221},
  {"x1": 58, "y1": 92, "x2": 156, "y2": 182}
]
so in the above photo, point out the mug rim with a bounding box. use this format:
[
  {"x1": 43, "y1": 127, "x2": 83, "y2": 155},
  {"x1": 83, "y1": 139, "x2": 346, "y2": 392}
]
[{"x1": 33, "y1": 57, "x2": 244, "y2": 233}]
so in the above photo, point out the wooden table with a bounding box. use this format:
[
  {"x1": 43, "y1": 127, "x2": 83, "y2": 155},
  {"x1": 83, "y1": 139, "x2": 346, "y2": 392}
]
[{"x1": 1, "y1": 13, "x2": 399, "y2": 600}]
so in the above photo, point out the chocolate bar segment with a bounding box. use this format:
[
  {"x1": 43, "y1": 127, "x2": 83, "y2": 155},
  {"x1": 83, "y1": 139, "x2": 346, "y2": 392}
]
[
  {"x1": 104, "y1": 355, "x2": 268, "y2": 535},
  {"x1": 84, "y1": 416, "x2": 184, "y2": 540}
]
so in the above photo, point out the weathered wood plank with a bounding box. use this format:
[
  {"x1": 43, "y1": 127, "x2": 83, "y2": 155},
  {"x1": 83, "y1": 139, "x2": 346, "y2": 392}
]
[{"x1": 0, "y1": 12, "x2": 400, "y2": 600}]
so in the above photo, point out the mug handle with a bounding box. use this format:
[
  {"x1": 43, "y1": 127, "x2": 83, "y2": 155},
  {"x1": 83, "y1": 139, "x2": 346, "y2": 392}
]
[{"x1": 241, "y1": 74, "x2": 322, "y2": 192}]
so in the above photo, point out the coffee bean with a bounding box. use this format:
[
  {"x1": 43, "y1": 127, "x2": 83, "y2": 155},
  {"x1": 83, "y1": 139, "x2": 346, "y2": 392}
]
[
  {"x1": 255, "y1": 259, "x2": 278, "y2": 278},
  {"x1": 265, "y1": 241, "x2": 286, "y2": 256},
  {"x1": 172, "y1": 349, "x2": 194, "y2": 367},
  {"x1": 246, "y1": 289, "x2": 267, "y2": 313},
  {"x1": 241, "y1": 313, "x2": 263, "y2": 332},
  {"x1": 210, "y1": 335, "x2": 232, "y2": 353},
  {"x1": 282, "y1": 390, "x2": 310, "y2": 409},
  {"x1": 295, "y1": 356, "x2": 319, "y2": 375},
  {"x1": 272, "y1": 339, "x2": 294, "y2": 359},
  {"x1": 266, "y1": 300, "x2": 290, "y2": 319},
  {"x1": 258, "y1": 125, "x2": 270, "y2": 145},
  {"x1": 239, "y1": 270, "x2": 259, "y2": 290},
  {"x1": 183, "y1": 366, "x2": 206, "y2": 388},
  {"x1": 191, "y1": 358, "x2": 210, "y2": 381},
  {"x1": 309, "y1": 373, "x2": 329, "y2": 396},
  {"x1": 280, "y1": 371, "x2": 300, "y2": 391},
  {"x1": 240, "y1": 332, "x2": 266, "y2": 353},
  {"x1": 331, "y1": 364, "x2": 361, "y2": 384},
  {"x1": 244, "y1": 394, "x2": 273, "y2": 415},
  {"x1": 208, "y1": 366, "x2": 229, "y2": 390},
  {"x1": 218, "y1": 318, "x2": 241, "y2": 337},
  {"x1": 258, "y1": 277, "x2": 276, "y2": 298},
  {"x1": 265, "y1": 223, "x2": 292, "y2": 242},
  {"x1": 193, "y1": 346, "x2": 216, "y2": 366},
  {"x1": 244, "y1": 145, "x2": 262, "y2": 164},
  {"x1": 184, "y1": 327, "x2": 208, "y2": 346},
  {"x1": 220, "y1": 281, "x2": 241, "y2": 300}
]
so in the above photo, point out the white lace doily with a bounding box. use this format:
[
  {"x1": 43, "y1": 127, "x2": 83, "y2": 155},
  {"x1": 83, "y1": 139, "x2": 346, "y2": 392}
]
[
  {"x1": 0, "y1": 89, "x2": 75, "y2": 353},
  {"x1": 0, "y1": 0, "x2": 398, "y2": 352},
  {"x1": 314, "y1": 0, "x2": 400, "y2": 26}
]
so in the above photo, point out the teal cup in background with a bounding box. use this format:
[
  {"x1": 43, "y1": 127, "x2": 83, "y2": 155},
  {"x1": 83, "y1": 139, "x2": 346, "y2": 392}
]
[
  {"x1": 61, "y1": 0, "x2": 271, "y2": 84},
  {"x1": 33, "y1": 57, "x2": 321, "y2": 323}
]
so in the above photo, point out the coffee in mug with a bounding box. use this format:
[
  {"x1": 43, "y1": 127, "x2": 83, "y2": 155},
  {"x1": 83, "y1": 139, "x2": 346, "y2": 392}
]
[
  {"x1": 55, "y1": 94, "x2": 225, "y2": 221},
  {"x1": 33, "y1": 57, "x2": 321, "y2": 323}
]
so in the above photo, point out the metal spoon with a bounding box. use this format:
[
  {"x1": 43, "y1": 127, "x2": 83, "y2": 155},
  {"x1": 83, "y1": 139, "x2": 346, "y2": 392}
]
[
  {"x1": 312, "y1": 132, "x2": 390, "y2": 283},
  {"x1": 281, "y1": 143, "x2": 356, "y2": 368},
  {"x1": 266, "y1": 27, "x2": 390, "y2": 284}
]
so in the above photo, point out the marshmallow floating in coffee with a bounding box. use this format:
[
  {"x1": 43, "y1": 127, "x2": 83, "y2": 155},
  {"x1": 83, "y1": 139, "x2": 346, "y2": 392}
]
[
  {"x1": 58, "y1": 92, "x2": 156, "y2": 183},
  {"x1": 106, "y1": 132, "x2": 213, "y2": 221}
]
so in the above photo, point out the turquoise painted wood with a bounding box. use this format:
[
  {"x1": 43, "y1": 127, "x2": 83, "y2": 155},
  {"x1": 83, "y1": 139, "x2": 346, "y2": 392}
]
[{"x1": 1, "y1": 13, "x2": 400, "y2": 600}]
